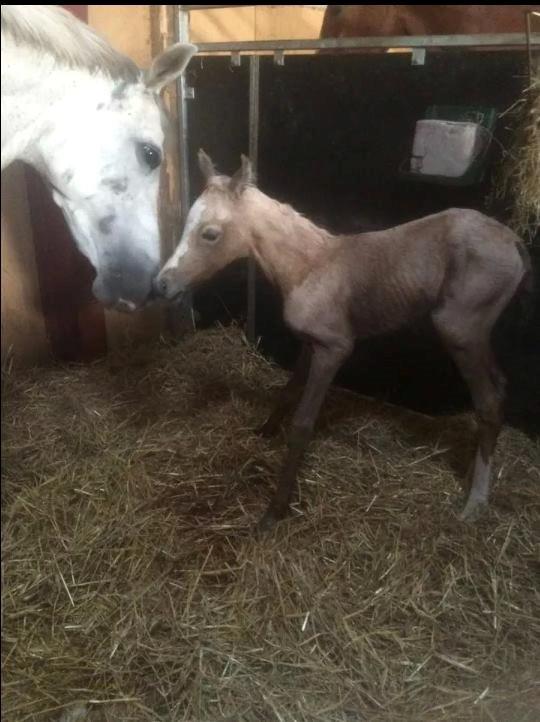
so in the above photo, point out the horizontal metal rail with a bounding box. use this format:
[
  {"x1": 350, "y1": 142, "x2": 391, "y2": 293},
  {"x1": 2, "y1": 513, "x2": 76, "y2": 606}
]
[
  {"x1": 180, "y1": 5, "x2": 252, "y2": 10},
  {"x1": 193, "y1": 34, "x2": 539, "y2": 53}
]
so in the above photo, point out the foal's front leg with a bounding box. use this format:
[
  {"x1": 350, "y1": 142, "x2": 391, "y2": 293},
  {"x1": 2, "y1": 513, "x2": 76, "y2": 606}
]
[
  {"x1": 256, "y1": 343, "x2": 312, "y2": 438},
  {"x1": 258, "y1": 341, "x2": 350, "y2": 532}
]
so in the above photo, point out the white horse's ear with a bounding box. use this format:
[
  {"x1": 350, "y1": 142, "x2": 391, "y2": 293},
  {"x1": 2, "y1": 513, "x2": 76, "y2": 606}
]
[
  {"x1": 229, "y1": 155, "x2": 255, "y2": 195},
  {"x1": 198, "y1": 149, "x2": 217, "y2": 182},
  {"x1": 145, "y1": 43, "x2": 197, "y2": 93}
]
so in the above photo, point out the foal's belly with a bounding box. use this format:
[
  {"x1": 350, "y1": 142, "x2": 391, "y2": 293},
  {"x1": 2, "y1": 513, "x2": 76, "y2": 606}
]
[
  {"x1": 349, "y1": 282, "x2": 434, "y2": 339},
  {"x1": 284, "y1": 270, "x2": 435, "y2": 347}
]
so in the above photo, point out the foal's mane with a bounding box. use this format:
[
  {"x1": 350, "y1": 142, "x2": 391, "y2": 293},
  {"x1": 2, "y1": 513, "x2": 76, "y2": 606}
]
[
  {"x1": 208, "y1": 175, "x2": 334, "y2": 246},
  {"x1": 1, "y1": 5, "x2": 139, "y2": 82}
]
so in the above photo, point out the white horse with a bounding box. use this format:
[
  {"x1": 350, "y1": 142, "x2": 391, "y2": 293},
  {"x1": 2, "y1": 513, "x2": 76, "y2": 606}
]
[{"x1": 1, "y1": 5, "x2": 196, "y2": 311}]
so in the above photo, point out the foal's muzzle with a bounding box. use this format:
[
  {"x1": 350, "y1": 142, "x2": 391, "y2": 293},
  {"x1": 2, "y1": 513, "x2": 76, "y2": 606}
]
[{"x1": 153, "y1": 270, "x2": 187, "y2": 301}]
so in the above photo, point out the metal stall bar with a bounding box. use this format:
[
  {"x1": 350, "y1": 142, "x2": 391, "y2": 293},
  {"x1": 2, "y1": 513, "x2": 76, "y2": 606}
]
[
  {"x1": 247, "y1": 55, "x2": 260, "y2": 344},
  {"x1": 181, "y1": 5, "x2": 253, "y2": 10},
  {"x1": 170, "y1": 5, "x2": 194, "y2": 335},
  {"x1": 195, "y1": 33, "x2": 539, "y2": 52},
  {"x1": 177, "y1": 7, "x2": 191, "y2": 226},
  {"x1": 526, "y1": 11, "x2": 540, "y2": 80}
]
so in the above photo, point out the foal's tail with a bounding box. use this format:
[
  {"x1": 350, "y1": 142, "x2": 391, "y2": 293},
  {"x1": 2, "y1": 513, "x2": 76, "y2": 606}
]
[{"x1": 514, "y1": 242, "x2": 535, "y2": 327}]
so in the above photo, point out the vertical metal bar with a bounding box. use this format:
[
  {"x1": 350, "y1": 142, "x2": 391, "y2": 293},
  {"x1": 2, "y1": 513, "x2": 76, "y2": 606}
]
[
  {"x1": 525, "y1": 11, "x2": 539, "y2": 83},
  {"x1": 169, "y1": 6, "x2": 194, "y2": 334},
  {"x1": 247, "y1": 54, "x2": 260, "y2": 344},
  {"x1": 178, "y1": 8, "x2": 191, "y2": 216},
  {"x1": 526, "y1": 10, "x2": 532, "y2": 82}
]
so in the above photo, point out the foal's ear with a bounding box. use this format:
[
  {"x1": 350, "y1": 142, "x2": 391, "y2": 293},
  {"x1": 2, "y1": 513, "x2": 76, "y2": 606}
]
[
  {"x1": 229, "y1": 155, "x2": 255, "y2": 196},
  {"x1": 145, "y1": 43, "x2": 197, "y2": 94},
  {"x1": 198, "y1": 149, "x2": 217, "y2": 182}
]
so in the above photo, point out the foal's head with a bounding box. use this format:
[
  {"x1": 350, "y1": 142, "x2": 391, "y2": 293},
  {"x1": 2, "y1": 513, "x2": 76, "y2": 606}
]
[{"x1": 156, "y1": 151, "x2": 255, "y2": 300}]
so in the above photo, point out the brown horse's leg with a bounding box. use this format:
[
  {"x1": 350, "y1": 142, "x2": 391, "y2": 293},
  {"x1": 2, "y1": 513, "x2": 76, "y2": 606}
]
[
  {"x1": 257, "y1": 342, "x2": 350, "y2": 531},
  {"x1": 434, "y1": 317, "x2": 505, "y2": 521},
  {"x1": 255, "y1": 343, "x2": 312, "y2": 438}
]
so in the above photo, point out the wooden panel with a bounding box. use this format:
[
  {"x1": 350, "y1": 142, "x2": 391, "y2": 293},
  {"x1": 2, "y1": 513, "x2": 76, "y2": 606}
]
[
  {"x1": 190, "y1": 7, "x2": 256, "y2": 43},
  {"x1": 25, "y1": 167, "x2": 107, "y2": 362},
  {"x1": 87, "y1": 5, "x2": 152, "y2": 67},
  {"x1": 1, "y1": 165, "x2": 49, "y2": 364},
  {"x1": 254, "y1": 6, "x2": 326, "y2": 40},
  {"x1": 189, "y1": 6, "x2": 326, "y2": 44},
  {"x1": 190, "y1": 5, "x2": 326, "y2": 55}
]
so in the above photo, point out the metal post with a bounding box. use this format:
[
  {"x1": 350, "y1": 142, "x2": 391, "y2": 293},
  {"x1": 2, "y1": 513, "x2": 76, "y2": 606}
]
[
  {"x1": 177, "y1": 8, "x2": 191, "y2": 234},
  {"x1": 526, "y1": 11, "x2": 540, "y2": 81},
  {"x1": 181, "y1": 4, "x2": 251, "y2": 10},
  {"x1": 247, "y1": 54, "x2": 260, "y2": 345},
  {"x1": 168, "y1": 6, "x2": 194, "y2": 336},
  {"x1": 526, "y1": 11, "x2": 533, "y2": 82}
]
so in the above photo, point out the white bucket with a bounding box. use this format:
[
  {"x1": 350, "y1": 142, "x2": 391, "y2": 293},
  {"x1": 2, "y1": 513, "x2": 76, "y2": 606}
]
[{"x1": 410, "y1": 119, "x2": 489, "y2": 178}]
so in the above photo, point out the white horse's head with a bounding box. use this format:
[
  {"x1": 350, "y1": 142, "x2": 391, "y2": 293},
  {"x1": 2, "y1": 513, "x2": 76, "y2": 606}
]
[
  {"x1": 1, "y1": 6, "x2": 197, "y2": 310},
  {"x1": 43, "y1": 46, "x2": 196, "y2": 311}
]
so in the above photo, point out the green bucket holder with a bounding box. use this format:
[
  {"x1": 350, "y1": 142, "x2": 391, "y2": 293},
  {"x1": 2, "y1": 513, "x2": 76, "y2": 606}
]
[{"x1": 399, "y1": 105, "x2": 498, "y2": 186}]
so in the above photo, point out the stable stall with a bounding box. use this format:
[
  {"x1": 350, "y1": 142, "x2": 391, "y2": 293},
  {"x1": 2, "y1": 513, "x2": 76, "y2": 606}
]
[{"x1": 2, "y1": 6, "x2": 540, "y2": 721}]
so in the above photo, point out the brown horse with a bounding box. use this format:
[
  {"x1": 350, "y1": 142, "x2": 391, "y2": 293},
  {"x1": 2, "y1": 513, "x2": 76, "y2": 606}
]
[
  {"x1": 320, "y1": 5, "x2": 538, "y2": 40},
  {"x1": 319, "y1": 5, "x2": 538, "y2": 54},
  {"x1": 156, "y1": 151, "x2": 532, "y2": 531}
]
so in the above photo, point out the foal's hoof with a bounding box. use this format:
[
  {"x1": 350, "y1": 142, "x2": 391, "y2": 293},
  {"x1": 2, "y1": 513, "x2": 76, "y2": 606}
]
[
  {"x1": 254, "y1": 422, "x2": 279, "y2": 439},
  {"x1": 458, "y1": 499, "x2": 488, "y2": 523},
  {"x1": 255, "y1": 508, "x2": 283, "y2": 534}
]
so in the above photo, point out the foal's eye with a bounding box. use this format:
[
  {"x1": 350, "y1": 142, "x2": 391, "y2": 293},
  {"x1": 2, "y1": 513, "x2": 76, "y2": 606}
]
[
  {"x1": 137, "y1": 142, "x2": 162, "y2": 171},
  {"x1": 201, "y1": 226, "x2": 221, "y2": 243}
]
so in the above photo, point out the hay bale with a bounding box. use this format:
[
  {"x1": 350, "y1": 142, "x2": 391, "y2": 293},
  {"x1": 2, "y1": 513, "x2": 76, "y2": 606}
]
[
  {"x1": 2, "y1": 326, "x2": 539, "y2": 721},
  {"x1": 493, "y1": 71, "x2": 540, "y2": 244}
]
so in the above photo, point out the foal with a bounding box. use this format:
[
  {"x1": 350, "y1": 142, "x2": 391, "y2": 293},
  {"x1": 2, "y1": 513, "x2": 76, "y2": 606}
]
[{"x1": 157, "y1": 151, "x2": 532, "y2": 530}]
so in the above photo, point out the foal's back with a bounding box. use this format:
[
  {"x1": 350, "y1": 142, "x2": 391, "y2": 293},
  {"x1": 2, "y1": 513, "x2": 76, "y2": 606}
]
[{"x1": 334, "y1": 209, "x2": 523, "y2": 338}]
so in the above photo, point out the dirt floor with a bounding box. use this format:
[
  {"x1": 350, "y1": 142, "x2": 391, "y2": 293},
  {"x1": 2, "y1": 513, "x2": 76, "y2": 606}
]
[{"x1": 2, "y1": 326, "x2": 539, "y2": 722}]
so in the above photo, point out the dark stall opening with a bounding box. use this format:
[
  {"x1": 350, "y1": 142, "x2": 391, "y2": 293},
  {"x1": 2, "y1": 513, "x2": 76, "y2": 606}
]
[{"x1": 186, "y1": 51, "x2": 540, "y2": 437}]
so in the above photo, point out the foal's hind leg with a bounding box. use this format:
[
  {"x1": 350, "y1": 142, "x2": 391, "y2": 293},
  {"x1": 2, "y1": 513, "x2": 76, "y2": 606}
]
[
  {"x1": 433, "y1": 315, "x2": 505, "y2": 521},
  {"x1": 462, "y1": 346, "x2": 507, "y2": 495},
  {"x1": 255, "y1": 343, "x2": 312, "y2": 438}
]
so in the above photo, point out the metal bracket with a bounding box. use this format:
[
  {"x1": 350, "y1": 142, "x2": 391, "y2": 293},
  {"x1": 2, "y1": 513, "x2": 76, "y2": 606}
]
[
  {"x1": 185, "y1": 86, "x2": 195, "y2": 100},
  {"x1": 411, "y1": 48, "x2": 426, "y2": 66},
  {"x1": 231, "y1": 51, "x2": 241, "y2": 67},
  {"x1": 274, "y1": 50, "x2": 285, "y2": 66}
]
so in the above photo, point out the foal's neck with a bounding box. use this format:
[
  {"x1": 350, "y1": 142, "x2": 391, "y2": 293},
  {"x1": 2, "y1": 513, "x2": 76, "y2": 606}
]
[{"x1": 242, "y1": 188, "x2": 335, "y2": 296}]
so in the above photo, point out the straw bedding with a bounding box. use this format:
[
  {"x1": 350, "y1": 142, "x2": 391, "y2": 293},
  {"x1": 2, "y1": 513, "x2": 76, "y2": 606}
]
[{"x1": 2, "y1": 325, "x2": 539, "y2": 721}]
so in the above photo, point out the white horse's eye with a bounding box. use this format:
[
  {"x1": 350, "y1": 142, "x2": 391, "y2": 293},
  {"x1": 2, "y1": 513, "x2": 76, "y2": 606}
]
[{"x1": 137, "y1": 142, "x2": 161, "y2": 171}]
